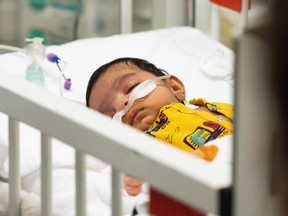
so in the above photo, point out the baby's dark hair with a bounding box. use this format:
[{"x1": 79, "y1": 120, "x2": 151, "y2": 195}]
[{"x1": 86, "y1": 57, "x2": 169, "y2": 107}]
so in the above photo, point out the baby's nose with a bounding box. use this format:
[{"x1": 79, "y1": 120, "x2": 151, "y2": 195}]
[{"x1": 115, "y1": 94, "x2": 129, "y2": 112}]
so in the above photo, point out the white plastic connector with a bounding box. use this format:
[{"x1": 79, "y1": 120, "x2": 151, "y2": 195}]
[
  {"x1": 25, "y1": 37, "x2": 44, "y2": 45},
  {"x1": 24, "y1": 37, "x2": 46, "y2": 60}
]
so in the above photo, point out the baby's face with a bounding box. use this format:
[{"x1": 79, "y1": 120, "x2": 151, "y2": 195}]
[{"x1": 89, "y1": 63, "x2": 185, "y2": 131}]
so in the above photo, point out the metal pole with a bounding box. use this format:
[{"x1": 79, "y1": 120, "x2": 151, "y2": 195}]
[
  {"x1": 120, "y1": 0, "x2": 133, "y2": 34},
  {"x1": 187, "y1": 0, "x2": 196, "y2": 27}
]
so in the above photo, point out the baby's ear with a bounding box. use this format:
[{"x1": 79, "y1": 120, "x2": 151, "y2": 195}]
[{"x1": 168, "y1": 75, "x2": 186, "y2": 102}]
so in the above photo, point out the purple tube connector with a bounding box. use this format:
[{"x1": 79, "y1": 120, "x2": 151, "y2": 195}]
[
  {"x1": 64, "y1": 78, "x2": 72, "y2": 90},
  {"x1": 47, "y1": 53, "x2": 72, "y2": 90},
  {"x1": 47, "y1": 53, "x2": 60, "y2": 63}
]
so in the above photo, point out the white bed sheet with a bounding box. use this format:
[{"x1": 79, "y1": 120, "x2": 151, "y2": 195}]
[{"x1": 0, "y1": 27, "x2": 234, "y2": 215}]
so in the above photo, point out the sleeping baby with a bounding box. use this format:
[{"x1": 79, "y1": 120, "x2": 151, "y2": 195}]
[{"x1": 85, "y1": 57, "x2": 233, "y2": 199}]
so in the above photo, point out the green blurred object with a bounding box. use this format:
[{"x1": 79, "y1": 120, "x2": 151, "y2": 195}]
[
  {"x1": 29, "y1": 0, "x2": 46, "y2": 10},
  {"x1": 51, "y1": 0, "x2": 83, "y2": 13},
  {"x1": 27, "y1": 28, "x2": 46, "y2": 44},
  {"x1": 27, "y1": 28, "x2": 70, "y2": 45}
]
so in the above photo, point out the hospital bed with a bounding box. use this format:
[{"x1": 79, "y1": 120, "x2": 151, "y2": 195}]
[{"x1": 0, "y1": 0, "x2": 254, "y2": 216}]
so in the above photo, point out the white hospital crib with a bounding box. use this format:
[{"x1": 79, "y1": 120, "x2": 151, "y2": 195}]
[{"x1": 0, "y1": 0, "x2": 274, "y2": 216}]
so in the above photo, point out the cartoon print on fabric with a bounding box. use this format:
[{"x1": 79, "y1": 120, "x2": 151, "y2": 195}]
[
  {"x1": 146, "y1": 112, "x2": 169, "y2": 135},
  {"x1": 207, "y1": 103, "x2": 219, "y2": 111},
  {"x1": 184, "y1": 121, "x2": 226, "y2": 150},
  {"x1": 145, "y1": 101, "x2": 232, "y2": 153}
]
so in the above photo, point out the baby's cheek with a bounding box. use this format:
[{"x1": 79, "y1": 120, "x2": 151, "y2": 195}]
[{"x1": 141, "y1": 115, "x2": 159, "y2": 131}]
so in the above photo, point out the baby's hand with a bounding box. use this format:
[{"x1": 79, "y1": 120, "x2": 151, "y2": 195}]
[{"x1": 123, "y1": 174, "x2": 143, "y2": 196}]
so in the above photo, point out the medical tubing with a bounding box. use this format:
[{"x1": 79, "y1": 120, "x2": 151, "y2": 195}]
[
  {"x1": 47, "y1": 53, "x2": 71, "y2": 90},
  {"x1": 113, "y1": 75, "x2": 170, "y2": 122},
  {"x1": 0, "y1": 43, "x2": 72, "y2": 89},
  {"x1": 47, "y1": 53, "x2": 66, "y2": 77},
  {"x1": 0, "y1": 44, "x2": 22, "y2": 52},
  {"x1": 113, "y1": 81, "x2": 157, "y2": 121}
]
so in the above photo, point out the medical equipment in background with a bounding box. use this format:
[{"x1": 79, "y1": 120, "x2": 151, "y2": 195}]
[
  {"x1": 0, "y1": 0, "x2": 189, "y2": 47},
  {"x1": 21, "y1": 0, "x2": 82, "y2": 45},
  {"x1": 25, "y1": 37, "x2": 46, "y2": 87},
  {"x1": 0, "y1": 37, "x2": 72, "y2": 91},
  {"x1": 24, "y1": 37, "x2": 72, "y2": 90},
  {"x1": 13, "y1": 0, "x2": 122, "y2": 46}
]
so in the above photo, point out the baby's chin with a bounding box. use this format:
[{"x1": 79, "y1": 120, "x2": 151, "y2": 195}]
[{"x1": 128, "y1": 121, "x2": 150, "y2": 132}]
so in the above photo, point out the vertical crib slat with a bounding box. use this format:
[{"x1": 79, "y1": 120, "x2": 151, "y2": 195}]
[
  {"x1": 210, "y1": 3, "x2": 221, "y2": 40},
  {"x1": 120, "y1": 0, "x2": 133, "y2": 34},
  {"x1": 75, "y1": 151, "x2": 86, "y2": 216},
  {"x1": 41, "y1": 133, "x2": 52, "y2": 216},
  {"x1": 239, "y1": 0, "x2": 249, "y2": 34},
  {"x1": 111, "y1": 168, "x2": 122, "y2": 216},
  {"x1": 187, "y1": 0, "x2": 195, "y2": 27},
  {"x1": 8, "y1": 118, "x2": 20, "y2": 216}
]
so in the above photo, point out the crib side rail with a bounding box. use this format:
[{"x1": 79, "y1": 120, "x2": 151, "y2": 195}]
[{"x1": 0, "y1": 72, "x2": 231, "y2": 215}]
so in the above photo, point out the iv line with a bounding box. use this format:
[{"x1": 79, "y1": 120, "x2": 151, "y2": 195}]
[{"x1": 0, "y1": 44, "x2": 22, "y2": 52}]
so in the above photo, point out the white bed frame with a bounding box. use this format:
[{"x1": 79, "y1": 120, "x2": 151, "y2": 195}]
[{"x1": 1, "y1": 0, "x2": 274, "y2": 216}]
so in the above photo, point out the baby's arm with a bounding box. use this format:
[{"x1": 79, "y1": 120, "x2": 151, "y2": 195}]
[{"x1": 123, "y1": 174, "x2": 143, "y2": 196}]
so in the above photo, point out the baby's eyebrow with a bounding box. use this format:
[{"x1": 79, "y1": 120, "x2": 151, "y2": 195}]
[
  {"x1": 96, "y1": 73, "x2": 136, "y2": 113},
  {"x1": 114, "y1": 73, "x2": 135, "y2": 86}
]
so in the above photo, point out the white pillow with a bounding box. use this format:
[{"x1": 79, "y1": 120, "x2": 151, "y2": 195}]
[{"x1": 44, "y1": 26, "x2": 234, "y2": 104}]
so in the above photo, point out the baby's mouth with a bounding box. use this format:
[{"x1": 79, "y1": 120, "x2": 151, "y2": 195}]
[{"x1": 126, "y1": 108, "x2": 143, "y2": 125}]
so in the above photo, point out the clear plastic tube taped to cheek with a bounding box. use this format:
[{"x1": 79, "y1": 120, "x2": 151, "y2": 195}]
[
  {"x1": 112, "y1": 80, "x2": 157, "y2": 122},
  {"x1": 112, "y1": 75, "x2": 171, "y2": 123}
]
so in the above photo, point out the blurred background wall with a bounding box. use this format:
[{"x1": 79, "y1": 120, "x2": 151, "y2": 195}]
[
  {"x1": 0, "y1": 0, "x2": 268, "y2": 49},
  {"x1": 0, "y1": 0, "x2": 188, "y2": 48}
]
